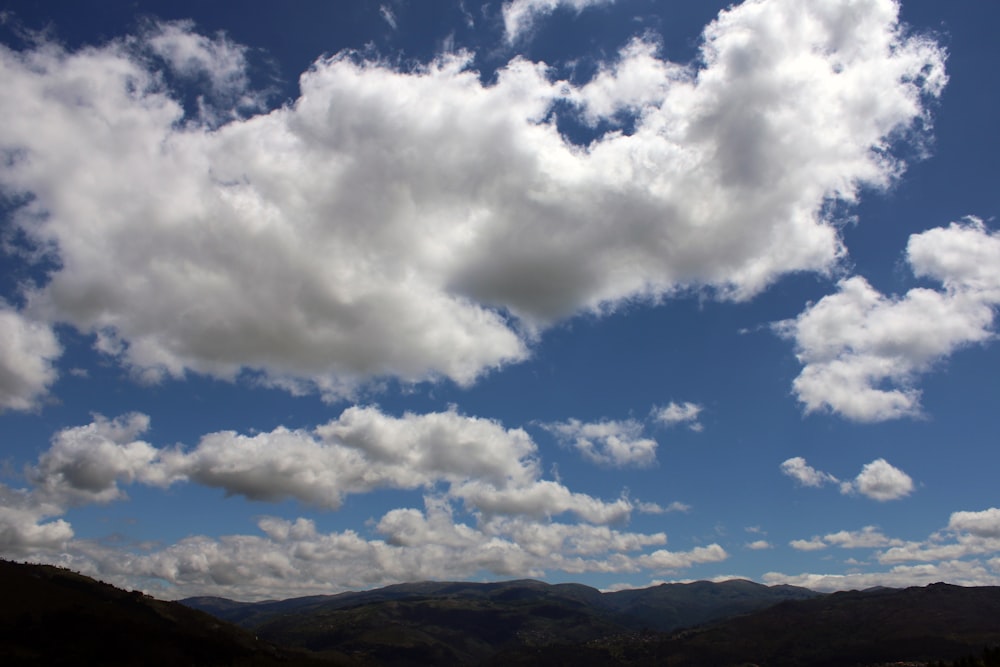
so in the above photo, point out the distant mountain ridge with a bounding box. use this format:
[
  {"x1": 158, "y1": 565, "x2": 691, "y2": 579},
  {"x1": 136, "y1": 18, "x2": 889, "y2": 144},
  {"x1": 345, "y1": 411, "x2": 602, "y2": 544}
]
[
  {"x1": 183, "y1": 576, "x2": 819, "y2": 634},
  {"x1": 5, "y1": 559, "x2": 1000, "y2": 666},
  {"x1": 182, "y1": 577, "x2": 821, "y2": 664}
]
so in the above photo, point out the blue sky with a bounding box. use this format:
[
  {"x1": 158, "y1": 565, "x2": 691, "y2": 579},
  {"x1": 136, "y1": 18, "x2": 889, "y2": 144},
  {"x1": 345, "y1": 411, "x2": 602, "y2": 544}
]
[{"x1": 1, "y1": 0, "x2": 998, "y2": 601}]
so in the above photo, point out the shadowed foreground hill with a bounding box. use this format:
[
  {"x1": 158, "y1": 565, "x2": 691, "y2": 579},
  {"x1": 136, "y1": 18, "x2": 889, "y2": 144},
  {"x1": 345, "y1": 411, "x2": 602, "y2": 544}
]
[
  {"x1": 493, "y1": 582, "x2": 1000, "y2": 666},
  {"x1": 0, "y1": 560, "x2": 339, "y2": 666},
  {"x1": 664, "y1": 583, "x2": 1000, "y2": 666}
]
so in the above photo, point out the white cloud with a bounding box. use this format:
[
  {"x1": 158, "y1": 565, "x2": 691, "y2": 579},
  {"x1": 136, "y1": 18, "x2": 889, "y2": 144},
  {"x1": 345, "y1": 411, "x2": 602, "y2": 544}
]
[
  {"x1": 450, "y1": 479, "x2": 633, "y2": 524},
  {"x1": 878, "y1": 536, "x2": 1000, "y2": 565},
  {"x1": 502, "y1": 0, "x2": 615, "y2": 43},
  {"x1": 779, "y1": 517, "x2": 999, "y2": 590},
  {"x1": 0, "y1": 484, "x2": 73, "y2": 554},
  {"x1": 316, "y1": 406, "x2": 539, "y2": 487},
  {"x1": 652, "y1": 401, "x2": 703, "y2": 431},
  {"x1": 0, "y1": 306, "x2": 61, "y2": 412},
  {"x1": 790, "y1": 537, "x2": 827, "y2": 551},
  {"x1": 764, "y1": 559, "x2": 1000, "y2": 592},
  {"x1": 17, "y1": 495, "x2": 722, "y2": 600},
  {"x1": 144, "y1": 20, "x2": 251, "y2": 100},
  {"x1": 2, "y1": 407, "x2": 712, "y2": 587},
  {"x1": 31, "y1": 413, "x2": 173, "y2": 505},
  {"x1": 176, "y1": 406, "x2": 545, "y2": 509},
  {"x1": 821, "y1": 526, "x2": 903, "y2": 549},
  {"x1": 544, "y1": 418, "x2": 658, "y2": 467},
  {"x1": 478, "y1": 515, "x2": 667, "y2": 557},
  {"x1": 877, "y1": 508, "x2": 1000, "y2": 564},
  {"x1": 0, "y1": 415, "x2": 173, "y2": 554},
  {"x1": 636, "y1": 500, "x2": 691, "y2": 514},
  {"x1": 637, "y1": 544, "x2": 728, "y2": 572},
  {"x1": 777, "y1": 219, "x2": 1000, "y2": 422},
  {"x1": 781, "y1": 457, "x2": 913, "y2": 501},
  {"x1": 908, "y1": 217, "x2": 1000, "y2": 300},
  {"x1": 0, "y1": 3, "x2": 946, "y2": 397},
  {"x1": 193, "y1": 407, "x2": 637, "y2": 522},
  {"x1": 0, "y1": 397, "x2": 735, "y2": 598},
  {"x1": 948, "y1": 508, "x2": 1000, "y2": 538},
  {"x1": 841, "y1": 458, "x2": 914, "y2": 501},
  {"x1": 572, "y1": 37, "x2": 684, "y2": 126},
  {"x1": 780, "y1": 456, "x2": 838, "y2": 487},
  {"x1": 176, "y1": 426, "x2": 370, "y2": 508},
  {"x1": 746, "y1": 540, "x2": 772, "y2": 550},
  {"x1": 19, "y1": 408, "x2": 643, "y2": 527}
]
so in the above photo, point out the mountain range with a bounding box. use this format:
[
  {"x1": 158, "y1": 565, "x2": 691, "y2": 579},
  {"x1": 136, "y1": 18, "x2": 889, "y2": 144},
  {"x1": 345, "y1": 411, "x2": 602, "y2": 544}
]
[{"x1": 3, "y1": 559, "x2": 999, "y2": 665}]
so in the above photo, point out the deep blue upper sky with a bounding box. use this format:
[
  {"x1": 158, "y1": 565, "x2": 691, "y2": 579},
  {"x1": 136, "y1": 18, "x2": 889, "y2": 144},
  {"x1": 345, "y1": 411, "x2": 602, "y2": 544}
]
[{"x1": 0, "y1": 0, "x2": 998, "y2": 600}]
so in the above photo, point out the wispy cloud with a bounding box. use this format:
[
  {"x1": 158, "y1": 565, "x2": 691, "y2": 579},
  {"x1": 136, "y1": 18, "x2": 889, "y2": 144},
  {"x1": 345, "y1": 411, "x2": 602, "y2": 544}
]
[
  {"x1": 544, "y1": 418, "x2": 658, "y2": 468},
  {"x1": 773, "y1": 509, "x2": 1000, "y2": 591},
  {"x1": 379, "y1": 5, "x2": 398, "y2": 30},
  {"x1": 502, "y1": 0, "x2": 616, "y2": 43},
  {"x1": 780, "y1": 457, "x2": 838, "y2": 488}
]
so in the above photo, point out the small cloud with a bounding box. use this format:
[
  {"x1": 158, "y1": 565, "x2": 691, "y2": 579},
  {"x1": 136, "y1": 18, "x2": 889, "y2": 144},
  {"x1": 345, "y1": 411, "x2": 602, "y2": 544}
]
[
  {"x1": 502, "y1": 0, "x2": 616, "y2": 43},
  {"x1": 746, "y1": 540, "x2": 772, "y2": 550},
  {"x1": 780, "y1": 457, "x2": 838, "y2": 488},
  {"x1": 948, "y1": 507, "x2": 1000, "y2": 538},
  {"x1": 543, "y1": 418, "x2": 658, "y2": 468},
  {"x1": 652, "y1": 401, "x2": 704, "y2": 431},
  {"x1": 774, "y1": 220, "x2": 1000, "y2": 423},
  {"x1": 636, "y1": 500, "x2": 691, "y2": 514},
  {"x1": 790, "y1": 537, "x2": 827, "y2": 551},
  {"x1": 789, "y1": 526, "x2": 903, "y2": 555},
  {"x1": 783, "y1": 457, "x2": 914, "y2": 502},
  {"x1": 841, "y1": 459, "x2": 914, "y2": 501},
  {"x1": 822, "y1": 526, "x2": 903, "y2": 549}
]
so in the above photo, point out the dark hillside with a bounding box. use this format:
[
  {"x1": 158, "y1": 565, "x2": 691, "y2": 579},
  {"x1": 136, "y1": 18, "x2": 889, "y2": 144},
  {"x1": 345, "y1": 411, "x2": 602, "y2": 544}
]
[
  {"x1": 248, "y1": 587, "x2": 626, "y2": 665},
  {"x1": 602, "y1": 577, "x2": 820, "y2": 630},
  {"x1": 492, "y1": 582, "x2": 1000, "y2": 666},
  {"x1": 13, "y1": 560, "x2": 998, "y2": 666},
  {"x1": 663, "y1": 582, "x2": 1000, "y2": 666},
  {"x1": 0, "y1": 560, "x2": 338, "y2": 666}
]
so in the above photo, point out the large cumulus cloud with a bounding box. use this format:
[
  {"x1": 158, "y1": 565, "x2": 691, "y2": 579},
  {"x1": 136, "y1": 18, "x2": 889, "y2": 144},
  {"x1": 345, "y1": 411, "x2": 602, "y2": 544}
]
[{"x1": 0, "y1": 0, "x2": 946, "y2": 397}]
